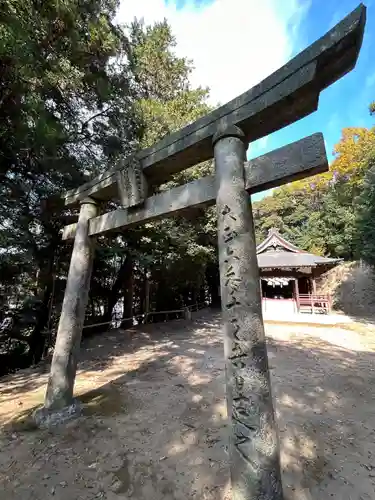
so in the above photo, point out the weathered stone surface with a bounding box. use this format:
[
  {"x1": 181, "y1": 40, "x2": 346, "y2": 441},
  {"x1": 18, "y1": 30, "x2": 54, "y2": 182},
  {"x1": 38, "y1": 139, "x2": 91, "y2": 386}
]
[
  {"x1": 214, "y1": 126, "x2": 283, "y2": 499},
  {"x1": 33, "y1": 400, "x2": 82, "y2": 428},
  {"x1": 116, "y1": 157, "x2": 147, "y2": 208},
  {"x1": 45, "y1": 198, "x2": 98, "y2": 410},
  {"x1": 62, "y1": 133, "x2": 327, "y2": 240},
  {"x1": 246, "y1": 131, "x2": 328, "y2": 191},
  {"x1": 63, "y1": 4, "x2": 365, "y2": 205}
]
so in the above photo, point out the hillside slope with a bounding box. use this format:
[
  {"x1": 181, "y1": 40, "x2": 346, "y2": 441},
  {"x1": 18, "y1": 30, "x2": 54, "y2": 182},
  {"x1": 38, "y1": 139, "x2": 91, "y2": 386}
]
[{"x1": 318, "y1": 261, "x2": 375, "y2": 319}]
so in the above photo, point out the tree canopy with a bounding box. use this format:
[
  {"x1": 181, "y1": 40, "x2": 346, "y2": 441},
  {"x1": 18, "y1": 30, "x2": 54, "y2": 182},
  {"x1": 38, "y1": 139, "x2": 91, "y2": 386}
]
[
  {"x1": 0, "y1": 0, "x2": 141, "y2": 371},
  {"x1": 253, "y1": 122, "x2": 375, "y2": 261}
]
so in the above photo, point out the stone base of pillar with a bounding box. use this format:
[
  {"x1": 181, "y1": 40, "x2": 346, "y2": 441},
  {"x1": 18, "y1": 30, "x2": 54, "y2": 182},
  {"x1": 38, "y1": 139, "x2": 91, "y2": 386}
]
[{"x1": 33, "y1": 400, "x2": 82, "y2": 429}]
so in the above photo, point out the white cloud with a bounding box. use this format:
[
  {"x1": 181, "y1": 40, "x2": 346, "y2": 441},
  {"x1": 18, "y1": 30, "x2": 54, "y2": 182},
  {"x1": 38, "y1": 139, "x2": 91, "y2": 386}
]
[{"x1": 116, "y1": 0, "x2": 308, "y2": 106}]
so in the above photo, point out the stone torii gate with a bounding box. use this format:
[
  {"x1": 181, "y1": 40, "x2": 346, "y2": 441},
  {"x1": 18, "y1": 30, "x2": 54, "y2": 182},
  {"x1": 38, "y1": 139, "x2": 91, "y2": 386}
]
[{"x1": 36, "y1": 5, "x2": 365, "y2": 499}]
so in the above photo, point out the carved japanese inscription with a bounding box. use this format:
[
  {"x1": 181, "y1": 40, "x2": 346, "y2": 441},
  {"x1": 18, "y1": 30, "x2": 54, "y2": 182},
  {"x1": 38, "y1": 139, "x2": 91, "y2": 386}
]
[
  {"x1": 116, "y1": 157, "x2": 147, "y2": 208},
  {"x1": 214, "y1": 128, "x2": 283, "y2": 499},
  {"x1": 221, "y1": 203, "x2": 263, "y2": 471}
]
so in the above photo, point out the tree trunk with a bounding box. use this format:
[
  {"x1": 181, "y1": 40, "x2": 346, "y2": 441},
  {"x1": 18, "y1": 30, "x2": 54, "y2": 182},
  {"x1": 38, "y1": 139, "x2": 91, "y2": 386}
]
[
  {"x1": 154, "y1": 277, "x2": 170, "y2": 323},
  {"x1": 191, "y1": 287, "x2": 197, "y2": 306},
  {"x1": 102, "y1": 254, "x2": 133, "y2": 329},
  {"x1": 28, "y1": 245, "x2": 57, "y2": 365},
  {"x1": 199, "y1": 285, "x2": 206, "y2": 304},
  {"x1": 143, "y1": 271, "x2": 150, "y2": 324},
  {"x1": 90, "y1": 297, "x2": 95, "y2": 318},
  {"x1": 121, "y1": 256, "x2": 134, "y2": 329},
  {"x1": 28, "y1": 282, "x2": 52, "y2": 365},
  {"x1": 206, "y1": 262, "x2": 220, "y2": 307}
]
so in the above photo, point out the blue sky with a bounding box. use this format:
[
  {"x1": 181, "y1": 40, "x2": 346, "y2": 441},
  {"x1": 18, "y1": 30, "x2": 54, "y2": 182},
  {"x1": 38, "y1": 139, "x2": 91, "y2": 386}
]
[
  {"x1": 249, "y1": 0, "x2": 375, "y2": 199},
  {"x1": 118, "y1": 0, "x2": 374, "y2": 200}
]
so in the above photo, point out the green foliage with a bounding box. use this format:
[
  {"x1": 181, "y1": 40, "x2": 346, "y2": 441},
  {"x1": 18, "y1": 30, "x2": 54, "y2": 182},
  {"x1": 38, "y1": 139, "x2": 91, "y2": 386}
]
[
  {"x1": 112, "y1": 19, "x2": 216, "y2": 312},
  {"x1": 254, "y1": 124, "x2": 375, "y2": 262},
  {"x1": 356, "y1": 166, "x2": 375, "y2": 264},
  {"x1": 0, "y1": 0, "x2": 141, "y2": 369},
  {"x1": 0, "y1": 0, "x2": 141, "y2": 264}
]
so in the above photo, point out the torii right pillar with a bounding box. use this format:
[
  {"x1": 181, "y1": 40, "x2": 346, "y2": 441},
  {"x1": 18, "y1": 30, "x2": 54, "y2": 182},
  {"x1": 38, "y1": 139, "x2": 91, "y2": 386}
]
[{"x1": 213, "y1": 125, "x2": 283, "y2": 500}]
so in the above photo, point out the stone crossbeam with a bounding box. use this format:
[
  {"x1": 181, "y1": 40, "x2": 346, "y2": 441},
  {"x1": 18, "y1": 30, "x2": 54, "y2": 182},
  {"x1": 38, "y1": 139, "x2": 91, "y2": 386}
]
[
  {"x1": 62, "y1": 132, "x2": 327, "y2": 240},
  {"x1": 63, "y1": 4, "x2": 365, "y2": 206}
]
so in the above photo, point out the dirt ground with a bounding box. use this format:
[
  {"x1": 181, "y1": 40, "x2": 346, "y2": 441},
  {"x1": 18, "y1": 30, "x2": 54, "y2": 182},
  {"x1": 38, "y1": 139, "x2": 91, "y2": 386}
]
[{"x1": 1, "y1": 310, "x2": 375, "y2": 500}]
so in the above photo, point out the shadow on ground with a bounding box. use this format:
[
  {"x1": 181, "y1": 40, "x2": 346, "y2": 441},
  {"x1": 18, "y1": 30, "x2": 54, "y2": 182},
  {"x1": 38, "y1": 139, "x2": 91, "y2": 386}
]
[{"x1": 1, "y1": 309, "x2": 375, "y2": 500}]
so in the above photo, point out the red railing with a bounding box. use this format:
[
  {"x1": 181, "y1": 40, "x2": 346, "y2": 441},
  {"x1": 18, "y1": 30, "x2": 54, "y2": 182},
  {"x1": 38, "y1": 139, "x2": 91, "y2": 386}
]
[{"x1": 297, "y1": 294, "x2": 332, "y2": 314}]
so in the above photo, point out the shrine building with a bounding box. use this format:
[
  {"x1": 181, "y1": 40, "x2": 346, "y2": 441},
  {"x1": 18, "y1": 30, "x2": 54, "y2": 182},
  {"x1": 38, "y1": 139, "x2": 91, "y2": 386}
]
[{"x1": 257, "y1": 228, "x2": 340, "y2": 314}]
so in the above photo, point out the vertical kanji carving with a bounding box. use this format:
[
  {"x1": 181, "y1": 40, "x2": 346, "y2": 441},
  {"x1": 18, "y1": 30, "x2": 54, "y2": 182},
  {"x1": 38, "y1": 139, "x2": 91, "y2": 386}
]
[
  {"x1": 116, "y1": 156, "x2": 147, "y2": 208},
  {"x1": 221, "y1": 202, "x2": 260, "y2": 467},
  {"x1": 213, "y1": 125, "x2": 283, "y2": 500}
]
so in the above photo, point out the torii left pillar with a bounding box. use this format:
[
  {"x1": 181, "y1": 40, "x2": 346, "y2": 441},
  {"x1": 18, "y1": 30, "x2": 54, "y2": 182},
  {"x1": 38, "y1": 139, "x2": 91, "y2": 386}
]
[{"x1": 35, "y1": 197, "x2": 98, "y2": 424}]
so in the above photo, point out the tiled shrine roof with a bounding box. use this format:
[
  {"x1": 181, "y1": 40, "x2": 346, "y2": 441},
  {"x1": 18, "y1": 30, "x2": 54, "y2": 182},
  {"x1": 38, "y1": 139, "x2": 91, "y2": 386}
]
[{"x1": 256, "y1": 228, "x2": 339, "y2": 269}]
